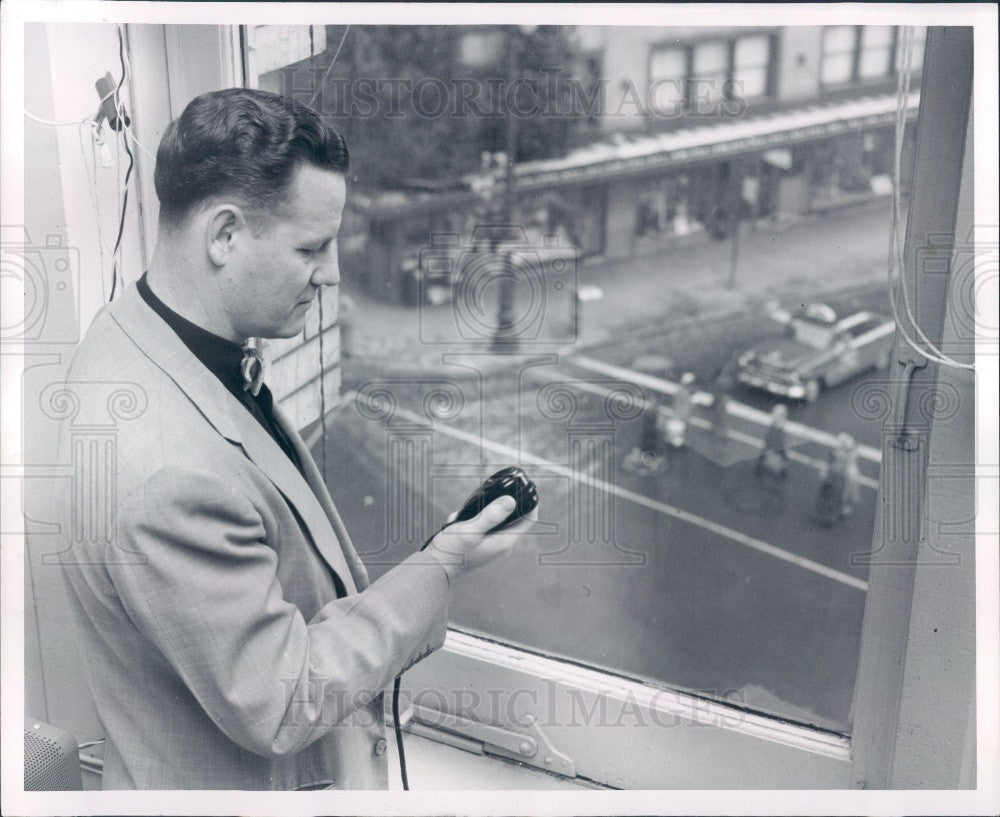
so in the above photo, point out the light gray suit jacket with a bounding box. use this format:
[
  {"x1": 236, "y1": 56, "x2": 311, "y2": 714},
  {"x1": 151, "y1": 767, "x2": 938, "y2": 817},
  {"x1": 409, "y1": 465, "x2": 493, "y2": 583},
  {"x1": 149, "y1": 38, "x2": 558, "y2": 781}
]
[{"x1": 56, "y1": 284, "x2": 449, "y2": 789}]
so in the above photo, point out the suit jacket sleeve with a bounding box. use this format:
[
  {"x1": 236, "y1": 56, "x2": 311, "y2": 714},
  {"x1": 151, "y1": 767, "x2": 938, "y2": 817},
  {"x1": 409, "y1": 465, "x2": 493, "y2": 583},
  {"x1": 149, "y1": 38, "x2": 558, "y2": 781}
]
[{"x1": 108, "y1": 466, "x2": 449, "y2": 759}]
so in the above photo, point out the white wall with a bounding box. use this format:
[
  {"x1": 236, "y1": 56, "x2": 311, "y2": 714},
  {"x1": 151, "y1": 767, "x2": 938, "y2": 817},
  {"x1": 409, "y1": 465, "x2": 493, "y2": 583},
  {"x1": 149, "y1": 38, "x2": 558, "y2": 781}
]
[{"x1": 22, "y1": 21, "x2": 150, "y2": 741}]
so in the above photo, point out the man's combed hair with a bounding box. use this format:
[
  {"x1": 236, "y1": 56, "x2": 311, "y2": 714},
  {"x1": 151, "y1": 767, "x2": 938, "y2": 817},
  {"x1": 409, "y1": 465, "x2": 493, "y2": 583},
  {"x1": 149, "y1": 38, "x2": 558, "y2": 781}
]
[{"x1": 154, "y1": 87, "x2": 349, "y2": 227}]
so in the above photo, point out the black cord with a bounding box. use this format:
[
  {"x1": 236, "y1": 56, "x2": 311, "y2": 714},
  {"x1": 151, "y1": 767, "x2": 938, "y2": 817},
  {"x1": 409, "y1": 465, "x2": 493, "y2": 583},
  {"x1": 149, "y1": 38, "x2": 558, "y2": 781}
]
[
  {"x1": 109, "y1": 25, "x2": 133, "y2": 301},
  {"x1": 392, "y1": 529, "x2": 440, "y2": 790},
  {"x1": 109, "y1": 139, "x2": 134, "y2": 301},
  {"x1": 392, "y1": 676, "x2": 409, "y2": 790}
]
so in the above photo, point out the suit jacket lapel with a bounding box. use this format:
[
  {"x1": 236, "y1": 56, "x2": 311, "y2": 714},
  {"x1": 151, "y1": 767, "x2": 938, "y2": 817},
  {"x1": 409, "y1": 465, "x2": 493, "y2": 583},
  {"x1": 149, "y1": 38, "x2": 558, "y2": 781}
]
[
  {"x1": 271, "y1": 403, "x2": 370, "y2": 592},
  {"x1": 109, "y1": 286, "x2": 357, "y2": 595}
]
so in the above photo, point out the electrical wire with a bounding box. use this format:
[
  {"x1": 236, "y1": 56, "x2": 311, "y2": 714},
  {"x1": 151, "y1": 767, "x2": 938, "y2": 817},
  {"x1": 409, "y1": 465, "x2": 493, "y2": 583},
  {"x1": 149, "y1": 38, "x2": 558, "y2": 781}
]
[
  {"x1": 393, "y1": 675, "x2": 409, "y2": 790},
  {"x1": 109, "y1": 138, "x2": 134, "y2": 301},
  {"x1": 117, "y1": 24, "x2": 158, "y2": 162},
  {"x1": 309, "y1": 25, "x2": 351, "y2": 109},
  {"x1": 123, "y1": 122, "x2": 157, "y2": 162},
  {"x1": 887, "y1": 26, "x2": 975, "y2": 371},
  {"x1": 24, "y1": 110, "x2": 92, "y2": 127},
  {"x1": 108, "y1": 24, "x2": 134, "y2": 300},
  {"x1": 23, "y1": 88, "x2": 117, "y2": 127},
  {"x1": 78, "y1": 120, "x2": 114, "y2": 301}
]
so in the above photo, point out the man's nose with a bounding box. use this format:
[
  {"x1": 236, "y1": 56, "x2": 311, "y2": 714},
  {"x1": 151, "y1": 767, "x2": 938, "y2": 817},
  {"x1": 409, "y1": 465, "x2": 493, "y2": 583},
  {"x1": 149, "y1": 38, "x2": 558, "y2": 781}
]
[{"x1": 312, "y1": 254, "x2": 340, "y2": 287}]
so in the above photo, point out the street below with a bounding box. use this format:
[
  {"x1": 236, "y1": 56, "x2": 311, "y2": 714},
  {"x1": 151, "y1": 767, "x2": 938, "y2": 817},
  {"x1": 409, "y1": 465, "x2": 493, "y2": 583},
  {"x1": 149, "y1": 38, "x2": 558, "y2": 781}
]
[{"x1": 317, "y1": 201, "x2": 901, "y2": 737}]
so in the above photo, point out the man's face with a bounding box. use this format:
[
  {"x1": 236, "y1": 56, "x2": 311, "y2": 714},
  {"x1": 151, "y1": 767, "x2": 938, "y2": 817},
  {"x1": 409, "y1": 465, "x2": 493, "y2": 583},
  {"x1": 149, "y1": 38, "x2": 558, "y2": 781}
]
[{"x1": 227, "y1": 164, "x2": 346, "y2": 340}]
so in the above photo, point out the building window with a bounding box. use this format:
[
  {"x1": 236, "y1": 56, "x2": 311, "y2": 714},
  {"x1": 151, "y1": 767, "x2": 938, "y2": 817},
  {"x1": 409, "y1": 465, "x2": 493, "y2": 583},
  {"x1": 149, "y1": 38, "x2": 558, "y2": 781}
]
[
  {"x1": 858, "y1": 25, "x2": 895, "y2": 79},
  {"x1": 733, "y1": 34, "x2": 771, "y2": 100},
  {"x1": 823, "y1": 25, "x2": 913, "y2": 87},
  {"x1": 692, "y1": 40, "x2": 728, "y2": 114},
  {"x1": 648, "y1": 46, "x2": 687, "y2": 115},
  {"x1": 821, "y1": 25, "x2": 857, "y2": 86},
  {"x1": 650, "y1": 32, "x2": 774, "y2": 118}
]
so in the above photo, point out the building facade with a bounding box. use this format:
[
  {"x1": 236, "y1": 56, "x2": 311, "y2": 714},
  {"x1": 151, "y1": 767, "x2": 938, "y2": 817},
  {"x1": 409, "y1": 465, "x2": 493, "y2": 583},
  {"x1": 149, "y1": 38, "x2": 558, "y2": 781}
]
[{"x1": 338, "y1": 25, "x2": 925, "y2": 302}]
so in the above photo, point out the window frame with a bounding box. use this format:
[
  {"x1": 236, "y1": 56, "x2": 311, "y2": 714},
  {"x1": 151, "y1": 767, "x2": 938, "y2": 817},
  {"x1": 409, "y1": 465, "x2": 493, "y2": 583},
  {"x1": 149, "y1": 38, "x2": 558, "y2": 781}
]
[
  {"x1": 647, "y1": 28, "x2": 777, "y2": 118},
  {"x1": 229, "y1": 24, "x2": 978, "y2": 791}
]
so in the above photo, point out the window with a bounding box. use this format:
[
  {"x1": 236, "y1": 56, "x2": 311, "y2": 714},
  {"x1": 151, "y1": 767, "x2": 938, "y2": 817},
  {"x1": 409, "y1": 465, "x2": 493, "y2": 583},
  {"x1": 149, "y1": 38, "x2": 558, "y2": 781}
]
[
  {"x1": 858, "y1": 25, "x2": 895, "y2": 79},
  {"x1": 237, "y1": 24, "x2": 979, "y2": 791},
  {"x1": 823, "y1": 25, "x2": 911, "y2": 87},
  {"x1": 821, "y1": 25, "x2": 857, "y2": 86},
  {"x1": 256, "y1": 18, "x2": 877, "y2": 755},
  {"x1": 648, "y1": 46, "x2": 686, "y2": 115},
  {"x1": 692, "y1": 40, "x2": 728, "y2": 114},
  {"x1": 650, "y1": 31, "x2": 774, "y2": 117},
  {"x1": 733, "y1": 34, "x2": 771, "y2": 100}
]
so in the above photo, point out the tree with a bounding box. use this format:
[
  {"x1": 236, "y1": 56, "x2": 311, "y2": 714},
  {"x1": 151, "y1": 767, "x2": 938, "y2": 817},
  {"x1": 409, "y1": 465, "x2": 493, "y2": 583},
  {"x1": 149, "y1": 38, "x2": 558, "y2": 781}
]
[{"x1": 292, "y1": 25, "x2": 585, "y2": 190}]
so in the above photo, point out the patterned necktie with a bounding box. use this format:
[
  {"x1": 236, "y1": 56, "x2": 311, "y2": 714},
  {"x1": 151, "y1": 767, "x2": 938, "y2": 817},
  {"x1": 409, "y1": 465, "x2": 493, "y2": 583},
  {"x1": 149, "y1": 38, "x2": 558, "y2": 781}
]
[{"x1": 240, "y1": 343, "x2": 265, "y2": 397}]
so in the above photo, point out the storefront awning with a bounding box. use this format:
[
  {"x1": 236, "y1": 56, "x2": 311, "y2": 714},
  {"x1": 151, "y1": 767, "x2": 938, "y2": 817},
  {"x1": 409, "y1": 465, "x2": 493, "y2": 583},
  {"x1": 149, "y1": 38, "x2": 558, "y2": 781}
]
[{"x1": 502, "y1": 92, "x2": 920, "y2": 190}]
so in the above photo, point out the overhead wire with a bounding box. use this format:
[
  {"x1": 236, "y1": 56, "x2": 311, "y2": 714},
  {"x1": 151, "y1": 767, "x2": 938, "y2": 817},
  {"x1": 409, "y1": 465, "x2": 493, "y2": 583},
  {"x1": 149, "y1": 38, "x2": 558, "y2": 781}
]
[{"x1": 887, "y1": 26, "x2": 975, "y2": 372}]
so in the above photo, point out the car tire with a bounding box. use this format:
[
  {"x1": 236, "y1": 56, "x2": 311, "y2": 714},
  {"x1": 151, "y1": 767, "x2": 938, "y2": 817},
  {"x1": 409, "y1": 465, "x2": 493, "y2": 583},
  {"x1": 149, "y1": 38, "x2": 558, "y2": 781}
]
[{"x1": 804, "y1": 378, "x2": 821, "y2": 403}]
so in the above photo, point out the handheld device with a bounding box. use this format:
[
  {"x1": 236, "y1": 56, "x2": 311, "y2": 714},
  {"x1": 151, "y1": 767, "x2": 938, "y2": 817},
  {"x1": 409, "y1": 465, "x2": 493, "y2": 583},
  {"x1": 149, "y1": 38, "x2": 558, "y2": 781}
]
[
  {"x1": 446, "y1": 466, "x2": 539, "y2": 534},
  {"x1": 397, "y1": 467, "x2": 539, "y2": 789}
]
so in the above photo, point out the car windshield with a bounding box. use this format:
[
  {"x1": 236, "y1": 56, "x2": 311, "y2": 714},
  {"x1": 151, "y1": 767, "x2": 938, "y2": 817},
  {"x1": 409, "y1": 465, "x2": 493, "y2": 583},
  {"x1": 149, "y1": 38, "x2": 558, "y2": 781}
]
[{"x1": 792, "y1": 319, "x2": 836, "y2": 349}]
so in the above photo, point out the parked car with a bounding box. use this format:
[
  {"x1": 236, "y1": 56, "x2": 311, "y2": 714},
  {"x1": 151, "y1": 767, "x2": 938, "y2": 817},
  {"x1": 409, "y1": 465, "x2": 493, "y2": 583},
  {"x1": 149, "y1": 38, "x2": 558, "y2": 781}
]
[{"x1": 735, "y1": 303, "x2": 895, "y2": 402}]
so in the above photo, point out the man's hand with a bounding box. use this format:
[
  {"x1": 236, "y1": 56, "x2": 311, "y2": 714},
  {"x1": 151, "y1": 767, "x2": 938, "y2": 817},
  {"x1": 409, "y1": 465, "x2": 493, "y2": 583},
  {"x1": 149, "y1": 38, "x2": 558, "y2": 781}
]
[{"x1": 424, "y1": 495, "x2": 536, "y2": 583}]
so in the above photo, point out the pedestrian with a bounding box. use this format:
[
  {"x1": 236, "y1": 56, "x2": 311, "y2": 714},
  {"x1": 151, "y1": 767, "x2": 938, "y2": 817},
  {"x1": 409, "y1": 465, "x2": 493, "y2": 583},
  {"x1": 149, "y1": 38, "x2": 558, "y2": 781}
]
[
  {"x1": 756, "y1": 403, "x2": 789, "y2": 479},
  {"x1": 623, "y1": 398, "x2": 663, "y2": 475},
  {"x1": 837, "y1": 432, "x2": 861, "y2": 517},
  {"x1": 814, "y1": 446, "x2": 847, "y2": 527},
  {"x1": 708, "y1": 366, "x2": 733, "y2": 445},
  {"x1": 51, "y1": 87, "x2": 534, "y2": 791},
  {"x1": 663, "y1": 371, "x2": 696, "y2": 448}
]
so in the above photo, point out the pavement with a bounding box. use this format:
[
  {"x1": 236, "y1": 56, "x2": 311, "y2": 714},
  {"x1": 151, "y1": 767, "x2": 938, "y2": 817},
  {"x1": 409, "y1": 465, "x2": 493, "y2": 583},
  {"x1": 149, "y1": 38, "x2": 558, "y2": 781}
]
[{"x1": 339, "y1": 197, "x2": 898, "y2": 382}]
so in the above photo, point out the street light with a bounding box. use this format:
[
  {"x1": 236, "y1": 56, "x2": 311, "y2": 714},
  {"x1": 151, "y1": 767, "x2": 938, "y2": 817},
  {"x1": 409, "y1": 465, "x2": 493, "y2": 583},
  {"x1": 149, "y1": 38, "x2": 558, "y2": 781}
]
[{"x1": 492, "y1": 25, "x2": 537, "y2": 352}]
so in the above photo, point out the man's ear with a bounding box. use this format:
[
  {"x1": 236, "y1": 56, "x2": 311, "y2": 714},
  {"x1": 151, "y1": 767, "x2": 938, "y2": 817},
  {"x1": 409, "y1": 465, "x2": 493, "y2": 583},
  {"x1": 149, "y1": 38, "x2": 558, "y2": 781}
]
[{"x1": 205, "y1": 205, "x2": 248, "y2": 268}]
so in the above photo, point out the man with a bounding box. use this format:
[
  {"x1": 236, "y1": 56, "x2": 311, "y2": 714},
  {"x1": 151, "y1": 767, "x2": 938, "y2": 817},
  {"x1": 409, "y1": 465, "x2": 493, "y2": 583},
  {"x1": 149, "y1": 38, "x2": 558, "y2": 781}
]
[{"x1": 56, "y1": 88, "x2": 531, "y2": 790}]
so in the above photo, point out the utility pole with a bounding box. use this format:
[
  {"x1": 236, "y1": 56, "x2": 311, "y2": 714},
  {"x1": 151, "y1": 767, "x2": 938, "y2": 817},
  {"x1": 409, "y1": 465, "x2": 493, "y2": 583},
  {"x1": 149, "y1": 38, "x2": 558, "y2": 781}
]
[
  {"x1": 726, "y1": 158, "x2": 742, "y2": 290},
  {"x1": 492, "y1": 25, "x2": 534, "y2": 351}
]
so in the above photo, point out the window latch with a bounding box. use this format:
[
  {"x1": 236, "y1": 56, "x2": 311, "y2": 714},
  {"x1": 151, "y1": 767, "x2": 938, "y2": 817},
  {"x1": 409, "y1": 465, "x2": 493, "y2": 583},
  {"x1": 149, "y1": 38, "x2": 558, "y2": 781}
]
[
  {"x1": 889, "y1": 347, "x2": 928, "y2": 450},
  {"x1": 401, "y1": 703, "x2": 576, "y2": 778}
]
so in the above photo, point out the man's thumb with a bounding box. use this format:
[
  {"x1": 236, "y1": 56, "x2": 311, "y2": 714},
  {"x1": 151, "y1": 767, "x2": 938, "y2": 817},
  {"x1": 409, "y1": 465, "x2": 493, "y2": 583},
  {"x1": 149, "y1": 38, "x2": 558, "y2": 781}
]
[{"x1": 477, "y1": 495, "x2": 516, "y2": 531}]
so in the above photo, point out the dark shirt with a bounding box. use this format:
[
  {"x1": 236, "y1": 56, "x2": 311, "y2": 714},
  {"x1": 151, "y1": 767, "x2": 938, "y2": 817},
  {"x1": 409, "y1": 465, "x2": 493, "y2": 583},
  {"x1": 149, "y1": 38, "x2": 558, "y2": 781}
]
[{"x1": 136, "y1": 273, "x2": 303, "y2": 475}]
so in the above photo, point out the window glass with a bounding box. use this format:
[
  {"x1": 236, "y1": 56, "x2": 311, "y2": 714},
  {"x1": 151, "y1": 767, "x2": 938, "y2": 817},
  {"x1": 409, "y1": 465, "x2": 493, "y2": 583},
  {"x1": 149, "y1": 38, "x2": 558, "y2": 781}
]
[
  {"x1": 692, "y1": 40, "x2": 728, "y2": 113},
  {"x1": 821, "y1": 25, "x2": 857, "y2": 85},
  {"x1": 733, "y1": 35, "x2": 770, "y2": 99},
  {"x1": 858, "y1": 26, "x2": 894, "y2": 79},
  {"x1": 649, "y1": 46, "x2": 687, "y2": 113},
  {"x1": 249, "y1": 24, "x2": 899, "y2": 736}
]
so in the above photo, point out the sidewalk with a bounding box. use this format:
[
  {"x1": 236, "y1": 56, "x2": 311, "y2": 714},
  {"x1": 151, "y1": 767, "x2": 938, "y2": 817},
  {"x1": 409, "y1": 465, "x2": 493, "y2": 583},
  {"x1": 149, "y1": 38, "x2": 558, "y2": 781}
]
[{"x1": 340, "y1": 198, "x2": 896, "y2": 381}]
